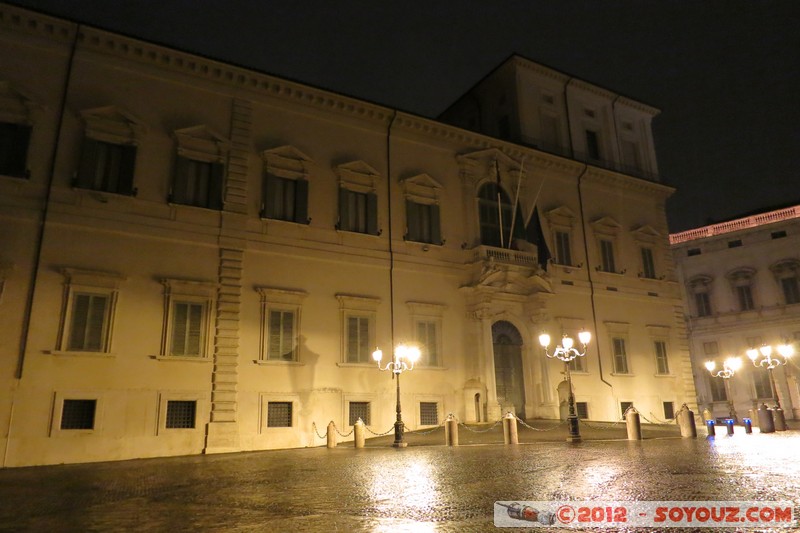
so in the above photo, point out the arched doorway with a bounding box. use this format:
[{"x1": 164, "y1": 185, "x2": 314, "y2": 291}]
[{"x1": 492, "y1": 320, "x2": 525, "y2": 418}]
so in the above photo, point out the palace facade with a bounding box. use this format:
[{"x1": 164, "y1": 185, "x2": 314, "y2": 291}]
[{"x1": 0, "y1": 3, "x2": 695, "y2": 466}]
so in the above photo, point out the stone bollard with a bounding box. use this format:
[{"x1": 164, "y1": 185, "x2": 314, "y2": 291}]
[
  {"x1": 706, "y1": 419, "x2": 716, "y2": 437},
  {"x1": 354, "y1": 418, "x2": 365, "y2": 448},
  {"x1": 502, "y1": 412, "x2": 519, "y2": 445},
  {"x1": 625, "y1": 406, "x2": 642, "y2": 440},
  {"x1": 326, "y1": 421, "x2": 336, "y2": 449},
  {"x1": 772, "y1": 407, "x2": 787, "y2": 431},
  {"x1": 757, "y1": 404, "x2": 775, "y2": 434},
  {"x1": 676, "y1": 404, "x2": 697, "y2": 438},
  {"x1": 724, "y1": 418, "x2": 735, "y2": 436},
  {"x1": 445, "y1": 413, "x2": 459, "y2": 446}
]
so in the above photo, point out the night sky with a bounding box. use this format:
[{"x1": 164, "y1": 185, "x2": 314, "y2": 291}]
[{"x1": 9, "y1": 0, "x2": 800, "y2": 232}]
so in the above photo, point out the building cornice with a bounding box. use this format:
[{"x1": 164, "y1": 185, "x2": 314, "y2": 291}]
[
  {"x1": 669, "y1": 204, "x2": 800, "y2": 245},
  {"x1": 0, "y1": 4, "x2": 76, "y2": 43},
  {"x1": 583, "y1": 166, "x2": 675, "y2": 199}
]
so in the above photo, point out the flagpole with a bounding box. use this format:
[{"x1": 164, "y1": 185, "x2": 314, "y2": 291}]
[
  {"x1": 495, "y1": 159, "x2": 504, "y2": 248},
  {"x1": 507, "y1": 157, "x2": 525, "y2": 248}
]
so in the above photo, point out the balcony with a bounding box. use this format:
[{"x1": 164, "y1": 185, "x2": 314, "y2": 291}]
[{"x1": 472, "y1": 245, "x2": 538, "y2": 268}]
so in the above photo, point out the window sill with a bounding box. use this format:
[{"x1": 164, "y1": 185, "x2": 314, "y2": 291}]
[
  {"x1": 47, "y1": 350, "x2": 115, "y2": 358},
  {"x1": 336, "y1": 362, "x2": 377, "y2": 368},
  {"x1": 254, "y1": 360, "x2": 304, "y2": 366},
  {"x1": 609, "y1": 372, "x2": 633, "y2": 377},
  {"x1": 414, "y1": 365, "x2": 450, "y2": 371},
  {"x1": 654, "y1": 373, "x2": 674, "y2": 378},
  {"x1": 150, "y1": 355, "x2": 211, "y2": 362}
]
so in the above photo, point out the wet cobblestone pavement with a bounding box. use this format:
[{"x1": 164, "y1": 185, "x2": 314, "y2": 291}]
[{"x1": 1, "y1": 422, "x2": 799, "y2": 532}]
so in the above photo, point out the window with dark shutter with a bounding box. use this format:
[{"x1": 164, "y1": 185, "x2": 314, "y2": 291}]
[
  {"x1": 263, "y1": 174, "x2": 308, "y2": 223},
  {"x1": 339, "y1": 188, "x2": 378, "y2": 235},
  {"x1": 172, "y1": 156, "x2": 224, "y2": 209},
  {"x1": 406, "y1": 201, "x2": 441, "y2": 244},
  {"x1": 0, "y1": 122, "x2": 31, "y2": 178},
  {"x1": 76, "y1": 138, "x2": 136, "y2": 195}
]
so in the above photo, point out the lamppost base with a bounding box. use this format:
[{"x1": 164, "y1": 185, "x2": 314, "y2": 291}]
[
  {"x1": 566, "y1": 415, "x2": 582, "y2": 443},
  {"x1": 392, "y1": 442, "x2": 408, "y2": 448}
]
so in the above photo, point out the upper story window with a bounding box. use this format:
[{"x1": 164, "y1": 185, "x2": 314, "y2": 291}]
[
  {"x1": 401, "y1": 173, "x2": 444, "y2": 245},
  {"x1": 591, "y1": 217, "x2": 622, "y2": 274},
  {"x1": 261, "y1": 145, "x2": 311, "y2": 224},
  {"x1": 632, "y1": 225, "x2": 662, "y2": 280},
  {"x1": 477, "y1": 182, "x2": 524, "y2": 248},
  {"x1": 688, "y1": 274, "x2": 714, "y2": 317},
  {"x1": 640, "y1": 247, "x2": 656, "y2": 279},
  {"x1": 585, "y1": 130, "x2": 601, "y2": 161},
  {"x1": 56, "y1": 268, "x2": 125, "y2": 355},
  {"x1": 769, "y1": 259, "x2": 800, "y2": 305},
  {"x1": 170, "y1": 125, "x2": 229, "y2": 210},
  {"x1": 335, "y1": 161, "x2": 381, "y2": 235},
  {"x1": 75, "y1": 107, "x2": 145, "y2": 195},
  {"x1": 0, "y1": 80, "x2": 38, "y2": 179},
  {"x1": 337, "y1": 294, "x2": 380, "y2": 364},
  {"x1": 726, "y1": 267, "x2": 756, "y2": 311},
  {"x1": 545, "y1": 206, "x2": 579, "y2": 267}
]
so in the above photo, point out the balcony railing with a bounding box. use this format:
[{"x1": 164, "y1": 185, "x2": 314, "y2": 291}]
[
  {"x1": 473, "y1": 245, "x2": 538, "y2": 267},
  {"x1": 669, "y1": 205, "x2": 800, "y2": 245}
]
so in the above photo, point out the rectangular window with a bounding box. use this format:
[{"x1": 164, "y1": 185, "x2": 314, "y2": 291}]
[
  {"x1": 267, "y1": 401, "x2": 293, "y2": 427},
  {"x1": 585, "y1": 130, "x2": 600, "y2": 160},
  {"x1": 575, "y1": 402, "x2": 589, "y2": 419},
  {"x1": 567, "y1": 356, "x2": 586, "y2": 372},
  {"x1": 0, "y1": 121, "x2": 31, "y2": 178},
  {"x1": 67, "y1": 293, "x2": 110, "y2": 352},
  {"x1": 170, "y1": 301, "x2": 204, "y2": 357},
  {"x1": 165, "y1": 400, "x2": 196, "y2": 429},
  {"x1": 346, "y1": 315, "x2": 371, "y2": 363},
  {"x1": 419, "y1": 402, "x2": 439, "y2": 426},
  {"x1": 727, "y1": 240, "x2": 742, "y2": 248},
  {"x1": 60, "y1": 399, "x2": 96, "y2": 430},
  {"x1": 599, "y1": 239, "x2": 616, "y2": 273},
  {"x1": 663, "y1": 401, "x2": 675, "y2": 420},
  {"x1": 497, "y1": 115, "x2": 510, "y2": 140},
  {"x1": 349, "y1": 401, "x2": 370, "y2": 426},
  {"x1": 736, "y1": 285, "x2": 755, "y2": 311},
  {"x1": 555, "y1": 231, "x2": 572, "y2": 266},
  {"x1": 687, "y1": 248, "x2": 701, "y2": 256},
  {"x1": 695, "y1": 292, "x2": 712, "y2": 317},
  {"x1": 621, "y1": 139, "x2": 641, "y2": 171},
  {"x1": 406, "y1": 201, "x2": 441, "y2": 244},
  {"x1": 654, "y1": 340, "x2": 669, "y2": 374},
  {"x1": 753, "y1": 371, "x2": 772, "y2": 399},
  {"x1": 339, "y1": 188, "x2": 378, "y2": 235},
  {"x1": 267, "y1": 309, "x2": 296, "y2": 361},
  {"x1": 416, "y1": 320, "x2": 439, "y2": 366},
  {"x1": 76, "y1": 138, "x2": 137, "y2": 195},
  {"x1": 612, "y1": 337, "x2": 628, "y2": 374},
  {"x1": 771, "y1": 230, "x2": 787, "y2": 239},
  {"x1": 171, "y1": 156, "x2": 224, "y2": 209},
  {"x1": 263, "y1": 174, "x2": 308, "y2": 223},
  {"x1": 709, "y1": 376, "x2": 727, "y2": 402},
  {"x1": 620, "y1": 401, "x2": 633, "y2": 418},
  {"x1": 781, "y1": 277, "x2": 800, "y2": 305},
  {"x1": 641, "y1": 247, "x2": 656, "y2": 279}
]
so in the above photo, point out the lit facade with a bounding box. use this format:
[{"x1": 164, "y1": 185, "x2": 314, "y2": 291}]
[
  {"x1": 671, "y1": 206, "x2": 800, "y2": 421},
  {"x1": 1, "y1": 4, "x2": 695, "y2": 466}
]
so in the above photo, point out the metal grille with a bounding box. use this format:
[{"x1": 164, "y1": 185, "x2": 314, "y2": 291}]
[
  {"x1": 349, "y1": 401, "x2": 370, "y2": 425},
  {"x1": 419, "y1": 402, "x2": 439, "y2": 426},
  {"x1": 663, "y1": 401, "x2": 675, "y2": 420},
  {"x1": 576, "y1": 402, "x2": 589, "y2": 419},
  {"x1": 620, "y1": 401, "x2": 634, "y2": 418},
  {"x1": 165, "y1": 400, "x2": 196, "y2": 429},
  {"x1": 61, "y1": 399, "x2": 96, "y2": 430},
  {"x1": 267, "y1": 401, "x2": 292, "y2": 427}
]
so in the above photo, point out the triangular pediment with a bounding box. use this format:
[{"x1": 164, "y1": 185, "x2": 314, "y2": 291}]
[
  {"x1": 336, "y1": 160, "x2": 381, "y2": 178},
  {"x1": 632, "y1": 224, "x2": 661, "y2": 238},
  {"x1": 80, "y1": 105, "x2": 146, "y2": 142},
  {"x1": 590, "y1": 216, "x2": 622, "y2": 235},
  {"x1": 456, "y1": 147, "x2": 520, "y2": 169},
  {"x1": 400, "y1": 173, "x2": 443, "y2": 189},
  {"x1": 174, "y1": 124, "x2": 228, "y2": 144},
  {"x1": 0, "y1": 80, "x2": 37, "y2": 122},
  {"x1": 261, "y1": 145, "x2": 312, "y2": 164},
  {"x1": 174, "y1": 125, "x2": 229, "y2": 161},
  {"x1": 81, "y1": 106, "x2": 143, "y2": 128}
]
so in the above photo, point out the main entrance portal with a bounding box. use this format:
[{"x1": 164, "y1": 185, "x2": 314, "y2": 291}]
[{"x1": 492, "y1": 321, "x2": 525, "y2": 418}]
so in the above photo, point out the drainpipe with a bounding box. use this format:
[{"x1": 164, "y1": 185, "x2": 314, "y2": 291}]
[
  {"x1": 16, "y1": 23, "x2": 80, "y2": 379},
  {"x1": 386, "y1": 110, "x2": 397, "y2": 347},
  {"x1": 577, "y1": 166, "x2": 613, "y2": 390}
]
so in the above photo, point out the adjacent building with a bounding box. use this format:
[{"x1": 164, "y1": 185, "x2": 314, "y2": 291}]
[
  {"x1": 0, "y1": 3, "x2": 696, "y2": 466},
  {"x1": 671, "y1": 206, "x2": 800, "y2": 422}
]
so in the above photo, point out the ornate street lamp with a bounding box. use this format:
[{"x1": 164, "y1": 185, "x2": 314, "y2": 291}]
[
  {"x1": 704, "y1": 357, "x2": 742, "y2": 421},
  {"x1": 539, "y1": 330, "x2": 591, "y2": 443},
  {"x1": 372, "y1": 344, "x2": 420, "y2": 448},
  {"x1": 746, "y1": 343, "x2": 794, "y2": 409}
]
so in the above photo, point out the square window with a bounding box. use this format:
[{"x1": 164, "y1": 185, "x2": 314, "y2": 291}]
[
  {"x1": 267, "y1": 401, "x2": 293, "y2": 427},
  {"x1": 339, "y1": 188, "x2": 378, "y2": 235},
  {"x1": 349, "y1": 401, "x2": 370, "y2": 426},
  {"x1": 76, "y1": 138, "x2": 137, "y2": 195},
  {"x1": 419, "y1": 402, "x2": 439, "y2": 426},
  {"x1": 165, "y1": 400, "x2": 196, "y2": 429},
  {"x1": 702, "y1": 341, "x2": 719, "y2": 355},
  {"x1": 575, "y1": 402, "x2": 589, "y2": 419},
  {"x1": 0, "y1": 121, "x2": 31, "y2": 178},
  {"x1": 171, "y1": 156, "x2": 224, "y2": 210},
  {"x1": 406, "y1": 201, "x2": 441, "y2": 244},
  {"x1": 61, "y1": 399, "x2": 96, "y2": 430},
  {"x1": 663, "y1": 401, "x2": 675, "y2": 420},
  {"x1": 620, "y1": 401, "x2": 633, "y2": 418},
  {"x1": 263, "y1": 174, "x2": 308, "y2": 223},
  {"x1": 567, "y1": 355, "x2": 586, "y2": 372}
]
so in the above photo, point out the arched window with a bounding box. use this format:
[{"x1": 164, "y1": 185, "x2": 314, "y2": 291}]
[{"x1": 478, "y1": 183, "x2": 525, "y2": 247}]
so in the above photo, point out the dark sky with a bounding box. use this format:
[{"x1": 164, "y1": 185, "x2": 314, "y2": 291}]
[{"x1": 10, "y1": 0, "x2": 800, "y2": 232}]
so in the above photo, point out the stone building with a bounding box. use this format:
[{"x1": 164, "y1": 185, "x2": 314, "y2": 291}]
[
  {"x1": 671, "y1": 206, "x2": 800, "y2": 422},
  {"x1": 0, "y1": 3, "x2": 695, "y2": 466}
]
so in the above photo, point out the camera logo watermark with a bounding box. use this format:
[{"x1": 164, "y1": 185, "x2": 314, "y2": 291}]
[{"x1": 494, "y1": 501, "x2": 796, "y2": 528}]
